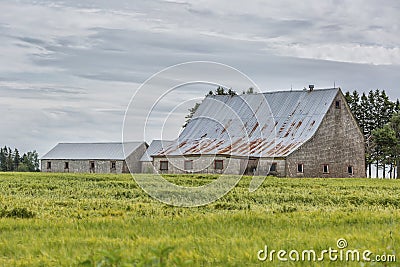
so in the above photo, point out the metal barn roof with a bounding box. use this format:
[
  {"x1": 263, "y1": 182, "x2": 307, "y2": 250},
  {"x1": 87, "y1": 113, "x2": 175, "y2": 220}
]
[
  {"x1": 140, "y1": 140, "x2": 174, "y2": 162},
  {"x1": 154, "y1": 88, "x2": 340, "y2": 158},
  {"x1": 41, "y1": 142, "x2": 145, "y2": 160}
]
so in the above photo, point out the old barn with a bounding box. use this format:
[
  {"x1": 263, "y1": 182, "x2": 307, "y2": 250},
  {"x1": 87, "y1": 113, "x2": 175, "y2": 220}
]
[
  {"x1": 146, "y1": 87, "x2": 366, "y2": 178},
  {"x1": 41, "y1": 142, "x2": 147, "y2": 174}
]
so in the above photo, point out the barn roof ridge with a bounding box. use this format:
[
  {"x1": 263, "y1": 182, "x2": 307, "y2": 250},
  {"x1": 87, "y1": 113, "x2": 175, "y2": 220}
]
[
  {"x1": 205, "y1": 87, "x2": 339, "y2": 97},
  {"x1": 57, "y1": 141, "x2": 141, "y2": 144}
]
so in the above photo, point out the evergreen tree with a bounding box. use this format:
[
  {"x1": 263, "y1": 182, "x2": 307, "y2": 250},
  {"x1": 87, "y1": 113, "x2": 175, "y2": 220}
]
[
  {"x1": 359, "y1": 92, "x2": 373, "y2": 176},
  {"x1": 359, "y1": 92, "x2": 370, "y2": 136},
  {"x1": 390, "y1": 113, "x2": 400, "y2": 178},
  {"x1": 216, "y1": 86, "x2": 225, "y2": 95},
  {"x1": 6, "y1": 147, "x2": 13, "y2": 171},
  {"x1": 0, "y1": 147, "x2": 6, "y2": 171},
  {"x1": 183, "y1": 102, "x2": 201, "y2": 128},
  {"x1": 242, "y1": 87, "x2": 255, "y2": 94},
  {"x1": 380, "y1": 90, "x2": 395, "y2": 126},
  {"x1": 395, "y1": 99, "x2": 400, "y2": 114},
  {"x1": 13, "y1": 148, "x2": 20, "y2": 170},
  {"x1": 345, "y1": 91, "x2": 362, "y2": 129},
  {"x1": 227, "y1": 88, "x2": 236, "y2": 96},
  {"x1": 24, "y1": 151, "x2": 39, "y2": 172},
  {"x1": 368, "y1": 90, "x2": 380, "y2": 177},
  {"x1": 246, "y1": 87, "x2": 254, "y2": 94},
  {"x1": 21, "y1": 153, "x2": 28, "y2": 170}
]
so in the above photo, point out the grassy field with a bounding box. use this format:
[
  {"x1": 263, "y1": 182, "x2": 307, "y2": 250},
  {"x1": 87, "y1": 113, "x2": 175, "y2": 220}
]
[{"x1": 0, "y1": 172, "x2": 399, "y2": 266}]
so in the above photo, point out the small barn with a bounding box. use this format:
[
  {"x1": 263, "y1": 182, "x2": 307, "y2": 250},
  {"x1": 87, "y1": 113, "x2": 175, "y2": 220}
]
[
  {"x1": 148, "y1": 88, "x2": 366, "y2": 178},
  {"x1": 41, "y1": 142, "x2": 147, "y2": 174}
]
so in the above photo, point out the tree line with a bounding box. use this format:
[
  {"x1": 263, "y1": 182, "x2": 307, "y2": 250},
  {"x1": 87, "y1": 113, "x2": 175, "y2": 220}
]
[
  {"x1": 345, "y1": 89, "x2": 400, "y2": 178},
  {"x1": 0, "y1": 146, "x2": 40, "y2": 172}
]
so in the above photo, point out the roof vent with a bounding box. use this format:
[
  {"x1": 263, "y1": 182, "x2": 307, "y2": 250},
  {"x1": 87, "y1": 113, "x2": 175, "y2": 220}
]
[{"x1": 309, "y1": 85, "x2": 314, "y2": 91}]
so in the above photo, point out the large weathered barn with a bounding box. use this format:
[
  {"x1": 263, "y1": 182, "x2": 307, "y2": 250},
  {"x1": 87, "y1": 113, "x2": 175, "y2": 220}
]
[
  {"x1": 41, "y1": 142, "x2": 147, "y2": 173},
  {"x1": 147, "y1": 88, "x2": 366, "y2": 178}
]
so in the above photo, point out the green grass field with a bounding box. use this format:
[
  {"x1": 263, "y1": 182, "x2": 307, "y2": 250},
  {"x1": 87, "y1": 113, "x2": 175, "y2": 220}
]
[{"x1": 0, "y1": 172, "x2": 399, "y2": 266}]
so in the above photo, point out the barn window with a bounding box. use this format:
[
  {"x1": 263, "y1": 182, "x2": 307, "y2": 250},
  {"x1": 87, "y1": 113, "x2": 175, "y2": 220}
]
[
  {"x1": 64, "y1": 162, "x2": 69, "y2": 169},
  {"x1": 214, "y1": 160, "x2": 223, "y2": 170},
  {"x1": 323, "y1": 164, "x2": 329, "y2": 174},
  {"x1": 348, "y1": 166, "x2": 354, "y2": 175},
  {"x1": 297, "y1": 164, "x2": 304, "y2": 173},
  {"x1": 160, "y1": 161, "x2": 169, "y2": 171},
  {"x1": 184, "y1": 160, "x2": 193, "y2": 170},
  {"x1": 110, "y1": 161, "x2": 116, "y2": 170},
  {"x1": 47, "y1": 161, "x2": 51, "y2": 170},
  {"x1": 90, "y1": 161, "x2": 95, "y2": 172},
  {"x1": 270, "y1": 163, "x2": 277, "y2": 172},
  {"x1": 335, "y1": 100, "x2": 341, "y2": 109}
]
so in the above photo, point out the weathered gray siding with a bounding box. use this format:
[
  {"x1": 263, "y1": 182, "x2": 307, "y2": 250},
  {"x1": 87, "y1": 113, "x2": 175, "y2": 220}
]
[
  {"x1": 41, "y1": 159, "x2": 125, "y2": 173},
  {"x1": 150, "y1": 156, "x2": 284, "y2": 176},
  {"x1": 286, "y1": 91, "x2": 366, "y2": 178},
  {"x1": 125, "y1": 142, "x2": 148, "y2": 173},
  {"x1": 257, "y1": 158, "x2": 285, "y2": 177},
  {"x1": 152, "y1": 155, "x2": 242, "y2": 174},
  {"x1": 141, "y1": 161, "x2": 156, "y2": 173}
]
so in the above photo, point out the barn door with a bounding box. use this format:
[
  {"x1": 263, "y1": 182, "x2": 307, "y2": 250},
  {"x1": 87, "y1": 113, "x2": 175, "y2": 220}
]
[{"x1": 244, "y1": 158, "x2": 259, "y2": 175}]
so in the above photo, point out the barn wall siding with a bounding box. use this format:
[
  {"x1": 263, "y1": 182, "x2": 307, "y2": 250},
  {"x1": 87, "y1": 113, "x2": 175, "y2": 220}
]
[
  {"x1": 144, "y1": 156, "x2": 284, "y2": 176},
  {"x1": 287, "y1": 91, "x2": 366, "y2": 178},
  {"x1": 152, "y1": 155, "x2": 242, "y2": 174},
  {"x1": 141, "y1": 161, "x2": 156, "y2": 173},
  {"x1": 150, "y1": 156, "x2": 286, "y2": 176},
  {"x1": 258, "y1": 158, "x2": 286, "y2": 177},
  {"x1": 125, "y1": 143, "x2": 148, "y2": 173},
  {"x1": 41, "y1": 159, "x2": 125, "y2": 174}
]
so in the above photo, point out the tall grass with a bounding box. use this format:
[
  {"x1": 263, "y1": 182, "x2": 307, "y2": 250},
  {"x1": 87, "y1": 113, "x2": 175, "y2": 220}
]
[{"x1": 0, "y1": 172, "x2": 398, "y2": 266}]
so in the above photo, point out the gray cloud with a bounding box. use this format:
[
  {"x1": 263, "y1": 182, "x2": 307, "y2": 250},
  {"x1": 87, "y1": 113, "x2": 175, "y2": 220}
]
[{"x1": 0, "y1": 0, "x2": 399, "y2": 156}]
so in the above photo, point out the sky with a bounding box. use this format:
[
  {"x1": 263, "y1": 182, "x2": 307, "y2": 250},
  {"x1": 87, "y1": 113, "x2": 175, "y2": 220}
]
[{"x1": 0, "y1": 0, "x2": 399, "y2": 156}]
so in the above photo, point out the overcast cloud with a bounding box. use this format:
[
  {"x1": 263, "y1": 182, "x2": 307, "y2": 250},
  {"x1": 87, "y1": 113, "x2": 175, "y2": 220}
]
[{"x1": 0, "y1": 0, "x2": 399, "y2": 156}]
